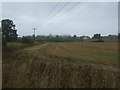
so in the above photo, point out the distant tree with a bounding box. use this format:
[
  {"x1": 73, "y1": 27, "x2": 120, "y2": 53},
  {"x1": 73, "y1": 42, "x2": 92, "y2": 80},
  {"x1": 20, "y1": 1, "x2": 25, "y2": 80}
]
[
  {"x1": 55, "y1": 35, "x2": 59, "y2": 38},
  {"x1": 21, "y1": 36, "x2": 34, "y2": 44},
  {"x1": 2, "y1": 19, "x2": 18, "y2": 42},
  {"x1": 48, "y1": 34, "x2": 53, "y2": 38},
  {"x1": 92, "y1": 34, "x2": 101, "y2": 39},
  {"x1": 73, "y1": 35, "x2": 77, "y2": 38},
  {"x1": 91, "y1": 33, "x2": 104, "y2": 42}
]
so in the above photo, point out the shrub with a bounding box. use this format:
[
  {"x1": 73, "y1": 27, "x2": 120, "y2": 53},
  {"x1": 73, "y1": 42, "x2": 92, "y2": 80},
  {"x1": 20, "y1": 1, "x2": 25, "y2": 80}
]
[
  {"x1": 91, "y1": 39, "x2": 104, "y2": 42},
  {"x1": 21, "y1": 36, "x2": 34, "y2": 44}
]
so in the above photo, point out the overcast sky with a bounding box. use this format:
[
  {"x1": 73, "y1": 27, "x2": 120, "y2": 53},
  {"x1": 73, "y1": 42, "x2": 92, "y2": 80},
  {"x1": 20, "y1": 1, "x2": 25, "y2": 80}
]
[{"x1": 2, "y1": 2, "x2": 118, "y2": 37}]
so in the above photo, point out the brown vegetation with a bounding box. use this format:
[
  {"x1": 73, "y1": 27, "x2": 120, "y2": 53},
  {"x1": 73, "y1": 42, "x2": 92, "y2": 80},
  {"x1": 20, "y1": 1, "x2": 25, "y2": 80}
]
[{"x1": 2, "y1": 42, "x2": 119, "y2": 88}]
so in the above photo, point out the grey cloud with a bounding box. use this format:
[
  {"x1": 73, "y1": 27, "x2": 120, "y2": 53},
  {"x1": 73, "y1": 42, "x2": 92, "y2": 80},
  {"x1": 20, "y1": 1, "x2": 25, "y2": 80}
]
[{"x1": 2, "y1": 2, "x2": 118, "y2": 37}]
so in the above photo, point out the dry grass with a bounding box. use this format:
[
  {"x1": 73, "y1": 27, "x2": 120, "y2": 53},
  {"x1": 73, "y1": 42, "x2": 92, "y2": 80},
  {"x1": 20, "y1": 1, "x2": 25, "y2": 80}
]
[{"x1": 2, "y1": 42, "x2": 119, "y2": 88}]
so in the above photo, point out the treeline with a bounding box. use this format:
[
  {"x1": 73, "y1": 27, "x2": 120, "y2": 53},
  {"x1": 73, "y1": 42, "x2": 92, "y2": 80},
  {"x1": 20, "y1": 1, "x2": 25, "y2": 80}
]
[
  {"x1": 1, "y1": 19, "x2": 120, "y2": 45},
  {"x1": 18, "y1": 35, "x2": 84, "y2": 44},
  {"x1": 20, "y1": 33, "x2": 119, "y2": 43},
  {"x1": 35, "y1": 35, "x2": 83, "y2": 42}
]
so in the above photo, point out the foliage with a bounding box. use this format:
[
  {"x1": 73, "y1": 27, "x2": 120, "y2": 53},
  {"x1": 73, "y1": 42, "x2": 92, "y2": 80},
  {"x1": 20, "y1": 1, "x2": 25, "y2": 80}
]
[
  {"x1": 1, "y1": 19, "x2": 18, "y2": 42},
  {"x1": 35, "y1": 35, "x2": 82, "y2": 42},
  {"x1": 21, "y1": 36, "x2": 34, "y2": 44},
  {"x1": 92, "y1": 34, "x2": 101, "y2": 39},
  {"x1": 73, "y1": 35, "x2": 77, "y2": 38},
  {"x1": 91, "y1": 39, "x2": 104, "y2": 42}
]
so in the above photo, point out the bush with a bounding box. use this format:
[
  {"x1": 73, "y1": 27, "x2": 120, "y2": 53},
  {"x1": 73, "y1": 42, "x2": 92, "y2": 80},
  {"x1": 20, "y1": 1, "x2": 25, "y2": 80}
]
[
  {"x1": 21, "y1": 36, "x2": 34, "y2": 44},
  {"x1": 91, "y1": 39, "x2": 104, "y2": 42}
]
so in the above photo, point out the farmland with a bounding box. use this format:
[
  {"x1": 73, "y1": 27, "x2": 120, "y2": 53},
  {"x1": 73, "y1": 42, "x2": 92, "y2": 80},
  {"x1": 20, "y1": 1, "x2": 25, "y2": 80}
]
[{"x1": 2, "y1": 42, "x2": 119, "y2": 88}]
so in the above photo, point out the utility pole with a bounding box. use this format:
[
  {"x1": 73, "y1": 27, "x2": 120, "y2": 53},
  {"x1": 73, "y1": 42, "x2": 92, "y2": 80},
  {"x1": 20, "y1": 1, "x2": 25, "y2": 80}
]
[{"x1": 32, "y1": 28, "x2": 37, "y2": 40}]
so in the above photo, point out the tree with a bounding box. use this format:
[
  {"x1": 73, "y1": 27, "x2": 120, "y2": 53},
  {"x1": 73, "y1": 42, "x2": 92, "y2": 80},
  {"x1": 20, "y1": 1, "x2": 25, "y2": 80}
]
[
  {"x1": 73, "y1": 35, "x2": 77, "y2": 38},
  {"x1": 2, "y1": 19, "x2": 18, "y2": 42},
  {"x1": 91, "y1": 33, "x2": 104, "y2": 42},
  {"x1": 92, "y1": 34, "x2": 101, "y2": 39}
]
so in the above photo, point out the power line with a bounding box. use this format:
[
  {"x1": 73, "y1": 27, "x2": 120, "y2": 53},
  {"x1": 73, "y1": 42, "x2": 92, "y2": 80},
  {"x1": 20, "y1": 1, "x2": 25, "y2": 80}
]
[
  {"x1": 38, "y1": 1, "x2": 61, "y2": 26},
  {"x1": 50, "y1": 2, "x2": 70, "y2": 19},
  {"x1": 43, "y1": 2, "x2": 80, "y2": 26},
  {"x1": 33, "y1": 1, "x2": 81, "y2": 37},
  {"x1": 61, "y1": 2, "x2": 80, "y2": 16},
  {"x1": 42, "y1": 2, "x2": 70, "y2": 26}
]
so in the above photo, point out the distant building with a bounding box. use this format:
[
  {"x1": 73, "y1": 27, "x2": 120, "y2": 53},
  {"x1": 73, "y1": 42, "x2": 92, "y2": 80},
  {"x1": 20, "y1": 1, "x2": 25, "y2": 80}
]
[
  {"x1": 101, "y1": 35, "x2": 118, "y2": 39},
  {"x1": 80, "y1": 36, "x2": 90, "y2": 39}
]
